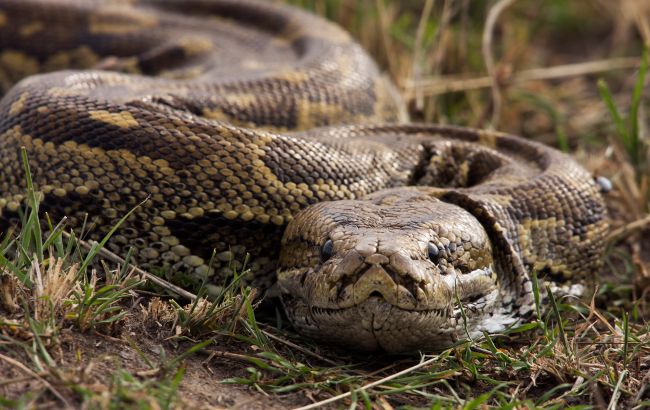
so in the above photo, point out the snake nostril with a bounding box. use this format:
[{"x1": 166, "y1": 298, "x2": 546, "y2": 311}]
[
  {"x1": 396, "y1": 276, "x2": 420, "y2": 298},
  {"x1": 369, "y1": 290, "x2": 383, "y2": 298}
]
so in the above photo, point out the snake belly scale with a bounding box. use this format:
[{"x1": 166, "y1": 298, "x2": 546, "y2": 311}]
[{"x1": 0, "y1": 0, "x2": 608, "y2": 352}]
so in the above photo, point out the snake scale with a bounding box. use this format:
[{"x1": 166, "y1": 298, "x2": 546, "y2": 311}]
[{"x1": 0, "y1": 0, "x2": 608, "y2": 352}]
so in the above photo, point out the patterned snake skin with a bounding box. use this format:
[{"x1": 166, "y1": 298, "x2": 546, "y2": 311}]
[{"x1": 0, "y1": 0, "x2": 608, "y2": 352}]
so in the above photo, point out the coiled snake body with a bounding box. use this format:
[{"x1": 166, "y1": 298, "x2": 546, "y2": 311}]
[{"x1": 0, "y1": 0, "x2": 608, "y2": 351}]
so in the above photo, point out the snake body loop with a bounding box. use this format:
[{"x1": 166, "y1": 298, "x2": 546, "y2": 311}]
[{"x1": 0, "y1": 0, "x2": 608, "y2": 351}]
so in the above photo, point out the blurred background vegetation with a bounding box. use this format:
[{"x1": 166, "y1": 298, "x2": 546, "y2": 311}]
[{"x1": 287, "y1": 1, "x2": 646, "y2": 141}]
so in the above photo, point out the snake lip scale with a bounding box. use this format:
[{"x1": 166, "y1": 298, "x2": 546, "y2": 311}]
[{"x1": 0, "y1": 0, "x2": 608, "y2": 352}]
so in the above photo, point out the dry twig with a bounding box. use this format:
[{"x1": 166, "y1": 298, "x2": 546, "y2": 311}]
[
  {"x1": 412, "y1": 0, "x2": 435, "y2": 110},
  {"x1": 607, "y1": 213, "x2": 650, "y2": 243},
  {"x1": 62, "y1": 231, "x2": 196, "y2": 301},
  {"x1": 260, "y1": 329, "x2": 340, "y2": 367},
  {"x1": 405, "y1": 57, "x2": 640, "y2": 96},
  {"x1": 482, "y1": 0, "x2": 517, "y2": 128},
  {"x1": 292, "y1": 356, "x2": 442, "y2": 410},
  {"x1": 374, "y1": 0, "x2": 397, "y2": 80},
  {"x1": 0, "y1": 353, "x2": 72, "y2": 408}
]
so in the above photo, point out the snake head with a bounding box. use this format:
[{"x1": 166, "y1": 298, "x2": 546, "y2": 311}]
[{"x1": 278, "y1": 187, "x2": 501, "y2": 352}]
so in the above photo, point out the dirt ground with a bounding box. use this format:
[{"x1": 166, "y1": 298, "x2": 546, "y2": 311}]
[{"x1": 0, "y1": 304, "x2": 319, "y2": 409}]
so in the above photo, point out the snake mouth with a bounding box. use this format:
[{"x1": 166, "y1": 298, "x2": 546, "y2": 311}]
[
  {"x1": 309, "y1": 299, "x2": 452, "y2": 319},
  {"x1": 284, "y1": 296, "x2": 457, "y2": 352},
  {"x1": 281, "y1": 273, "x2": 501, "y2": 352},
  {"x1": 308, "y1": 288, "x2": 495, "y2": 318}
]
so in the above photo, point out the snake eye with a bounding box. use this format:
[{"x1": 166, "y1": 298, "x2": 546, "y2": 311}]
[
  {"x1": 321, "y1": 239, "x2": 334, "y2": 262},
  {"x1": 427, "y1": 243, "x2": 440, "y2": 263}
]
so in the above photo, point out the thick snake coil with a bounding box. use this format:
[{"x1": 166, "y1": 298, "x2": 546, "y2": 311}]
[{"x1": 0, "y1": 0, "x2": 608, "y2": 352}]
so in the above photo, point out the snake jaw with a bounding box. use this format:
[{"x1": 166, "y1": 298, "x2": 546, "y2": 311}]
[{"x1": 282, "y1": 296, "x2": 458, "y2": 352}]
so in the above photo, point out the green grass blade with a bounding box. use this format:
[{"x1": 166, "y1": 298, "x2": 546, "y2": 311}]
[
  {"x1": 530, "y1": 269, "x2": 545, "y2": 332},
  {"x1": 42, "y1": 216, "x2": 67, "y2": 251},
  {"x1": 0, "y1": 252, "x2": 28, "y2": 284},
  {"x1": 629, "y1": 47, "x2": 648, "y2": 167},
  {"x1": 20, "y1": 148, "x2": 43, "y2": 262},
  {"x1": 78, "y1": 197, "x2": 148, "y2": 275},
  {"x1": 597, "y1": 79, "x2": 628, "y2": 145},
  {"x1": 622, "y1": 311, "x2": 629, "y2": 368},
  {"x1": 546, "y1": 285, "x2": 570, "y2": 357}
]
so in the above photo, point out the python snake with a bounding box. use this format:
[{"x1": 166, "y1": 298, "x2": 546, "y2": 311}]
[{"x1": 0, "y1": 0, "x2": 608, "y2": 352}]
